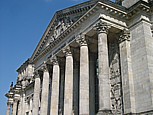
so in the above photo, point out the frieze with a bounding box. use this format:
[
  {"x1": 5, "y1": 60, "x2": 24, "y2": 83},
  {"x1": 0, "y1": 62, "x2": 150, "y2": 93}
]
[
  {"x1": 119, "y1": 29, "x2": 130, "y2": 43},
  {"x1": 32, "y1": 1, "x2": 127, "y2": 62}
]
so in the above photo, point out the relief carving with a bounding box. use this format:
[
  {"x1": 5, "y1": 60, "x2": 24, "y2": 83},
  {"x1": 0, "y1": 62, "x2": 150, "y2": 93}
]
[
  {"x1": 109, "y1": 43, "x2": 123, "y2": 115},
  {"x1": 46, "y1": 20, "x2": 73, "y2": 47}
]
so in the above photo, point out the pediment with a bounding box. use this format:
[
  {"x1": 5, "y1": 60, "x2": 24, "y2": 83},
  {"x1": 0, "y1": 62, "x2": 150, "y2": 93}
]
[
  {"x1": 31, "y1": 0, "x2": 128, "y2": 61},
  {"x1": 31, "y1": 0, "x2": 97, "y2": 61}
]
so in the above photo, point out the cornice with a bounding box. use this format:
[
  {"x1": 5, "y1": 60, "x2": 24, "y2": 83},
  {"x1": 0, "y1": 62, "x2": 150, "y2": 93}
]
[
  {"x1": 31, "y1": 0, "x2": 96, "y2": 61},
  {"x1": 24, "y1": 81, "x2": 34, "y2": 91},
  {"x1": 16, "y1": 58, "x2": 33, "y2": 73},
  {"x1": 32, "y1": 1, "x2": 127, "y2": 63},
  {"x1": 126, "y1": 0, "x2": 151, "y2": 19}
]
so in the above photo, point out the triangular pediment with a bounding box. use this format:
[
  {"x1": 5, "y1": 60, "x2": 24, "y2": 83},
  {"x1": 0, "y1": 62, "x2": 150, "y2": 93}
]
[
  {"x1": 31, "y1": 0, "x2": 98, "y2": 60},
  {"x1": 31, "y1": 0, "x2": 127, "y2": 61}
]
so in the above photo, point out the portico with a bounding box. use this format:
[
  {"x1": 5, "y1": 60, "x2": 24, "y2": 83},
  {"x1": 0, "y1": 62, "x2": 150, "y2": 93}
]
[{"x1": 5, "y1": 0, "x2": 153, "y2": 115}]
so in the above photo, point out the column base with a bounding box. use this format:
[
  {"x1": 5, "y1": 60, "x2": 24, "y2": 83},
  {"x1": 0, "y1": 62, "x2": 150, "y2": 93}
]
[{"x1": 97, "y1": 110, "x2": 112, "y2": 115}]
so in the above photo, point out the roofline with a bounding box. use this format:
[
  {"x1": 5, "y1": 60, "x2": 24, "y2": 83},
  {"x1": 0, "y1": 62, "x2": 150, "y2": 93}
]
[
  {"x1": 30, "y1": 0, "x2": 97, "y2": 61},
  {"x1": 30, "y1": 0, "x2": 126, "y2": 61}
]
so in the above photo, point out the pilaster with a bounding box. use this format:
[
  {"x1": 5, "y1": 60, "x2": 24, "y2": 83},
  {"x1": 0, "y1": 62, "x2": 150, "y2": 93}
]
[{"x1": 119, "y1": 29, "x2": 136, "y2": 114}]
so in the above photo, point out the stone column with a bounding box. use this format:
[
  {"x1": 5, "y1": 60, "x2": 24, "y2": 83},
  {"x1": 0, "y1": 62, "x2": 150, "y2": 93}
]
[
  {"x1": 29, "y1": 97, "x2": 33, "y2": 115},
  {"x1": 32, "y1": 71, "x2": 41, "y2": 115},
  {"x1": 21, "y1": 80, "x2": 26, "y2": 115},
  {"x1": 22, "y1": 93, "x2": 26, "y2": 115},
  {"x1": 12, "y1": 100, "x2": 18, "y2": 115},
  {"x1": 76, "y1": 34, "x2": 89, "y2": 115},
  {"x1": 6, "y1": 103, "x2": 11, "y2": 115},
  {"x1": 50, "y1": 57, "x2": 60, "y2": 115},
  {"x1": 40, "y1": 64, "x2": 50, "y2": 115},
  {"x1": 119, "y1": 29, "x2": 135, "y2": 114},
  {"x1": 63, "y1": 46, "x2": 74, "y2": 115},
  {"x1": 94, "y1": 19, "x2": 112, "y2": 114}
]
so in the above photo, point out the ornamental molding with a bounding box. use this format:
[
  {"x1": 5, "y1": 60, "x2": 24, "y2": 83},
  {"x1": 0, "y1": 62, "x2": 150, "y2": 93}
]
[
  {"x1": 62, "y1": 46, "x2": 72, "y2": 56},
  {"x1": 76, "y1": 34, "x2": 87, "y2": 46},
  {"x1": 41, "y1": 62, "x2": 48, "y2": 72},
  {"x1": 34, "y1": 70, "x2": 40, "y2": 79},
  {"x1": 50, "y1": 56, "x2": 59, "y2": 65},
  {"x1": 31, "y1": 0, "x2": 95, "y2": 61},
  {"x1": 31, "y1": 1, "x2": 152, "y2": 62},
  {"x1": 126, "y1": 1, "x2": 151, "y2": 19},
  {"x1": 119, "y1": 29, "x2": 130, "y2": 43},
  {"x1": 93, "y1": 18, "x2": 111, "y2": 34},
  {"x1": 31, "y1": 1, "x2": 127, "y2": 62}
]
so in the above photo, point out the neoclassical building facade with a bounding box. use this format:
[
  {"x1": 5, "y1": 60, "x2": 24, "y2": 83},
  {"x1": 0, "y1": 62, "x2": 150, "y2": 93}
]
[{"x1": 5, "y1": 0, "x2": 153, "y2": 115}]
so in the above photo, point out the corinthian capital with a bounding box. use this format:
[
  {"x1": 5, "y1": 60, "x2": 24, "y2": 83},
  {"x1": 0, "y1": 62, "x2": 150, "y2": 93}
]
[
  {"x1": 94, "y1": 19, "x2": 111, "y2": 34},
  {"x1": 62, "y1": 46, "x2": 72, "y2": 56},
  {"x1": 50, "y1": 56, "x2": 59, "y2": 65},
  {"x1": 76, "y1": 34, "x2": 87, "y2": 46},
  {"x1": 119, "y1": 29, "x2": 130, "y2": 43},
  {"x1": 41, "y1": 62, "x2": 48, "y2": 72}
]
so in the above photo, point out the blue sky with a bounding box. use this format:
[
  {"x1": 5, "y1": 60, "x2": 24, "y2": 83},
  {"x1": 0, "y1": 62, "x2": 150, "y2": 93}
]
[
  {"x1": 0, "y1": 0, "x2": 116, "y2": 114},
  {"x1": 0, "y1": 0, "x2": 88, "y2": 114}
]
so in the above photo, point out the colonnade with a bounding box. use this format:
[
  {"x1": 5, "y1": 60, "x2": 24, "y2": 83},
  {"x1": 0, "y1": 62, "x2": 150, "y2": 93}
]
[
  {"x1": 32, "y1": 20, "x2": 112, "y2": 115},
  {"x1": 7, "y1": 20, "x2": 132, "y2": 115}
]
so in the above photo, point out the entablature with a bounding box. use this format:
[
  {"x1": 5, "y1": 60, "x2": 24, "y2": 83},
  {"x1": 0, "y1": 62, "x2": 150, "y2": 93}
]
[{"x1": 32, "y1": 0, "x2": 127, "y2": 65}]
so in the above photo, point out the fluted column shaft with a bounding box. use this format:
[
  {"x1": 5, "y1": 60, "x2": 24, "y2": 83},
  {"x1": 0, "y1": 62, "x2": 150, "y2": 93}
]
[
  {"x1": 32, "y1": 72, "x2": 41, "y2": 115},
  {"x1": 63, "y1": 47, "x2": 74, "y2": 115},
  {"x1": 40, "y1": 65, "x2": 50, "y2": 115},
  {"x1": 50, "y1": 59, "x2": 60, "y2": 115},
  {"x1": 77, "y1": 35, "x2": 89, "y2": 115},
  {"x1": 94, "y1": 20, "x2": 111, "y2": 114}
]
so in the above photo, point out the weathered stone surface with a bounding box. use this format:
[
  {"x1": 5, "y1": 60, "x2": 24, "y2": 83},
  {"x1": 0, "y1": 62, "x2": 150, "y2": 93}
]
[
  {"x1": 122, "y1": 0, "x2": 148, "y2": 8},
  {"x1": 5, "y1": 0, "x2": 153, "y2": 115},
  {"x1": 50, "y1": 59, "x2": 60, "y2": 115},
  {"x1": 40, "y1": 65, "x2": 50, "y2": 115},
  {"x1": 119, "y1": 29, "x2": 136, "y2": 114},
  {"x1": 95, "y1": 20, "x2": 112, "y2": 114},
  {"x1": 63, "y1": 47, "x2": 74, "y2": 115},
  {"x1": 32, "y1": 72, "x2": 41, "y2": 115},
  {"x1": 78, "y1": 35, "x2": 90, "y2": 115},
  {"x1": 130, "y1": 21, "x2": 153, "y2": 113}
]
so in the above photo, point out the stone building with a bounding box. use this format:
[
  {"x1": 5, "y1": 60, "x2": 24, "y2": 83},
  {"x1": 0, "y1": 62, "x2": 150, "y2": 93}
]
[{"x1": 5, "y1": 0, "x2": 153, "y2": 115}]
